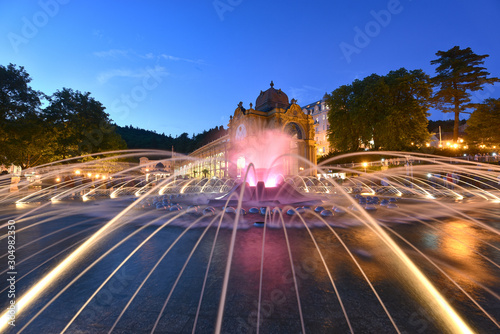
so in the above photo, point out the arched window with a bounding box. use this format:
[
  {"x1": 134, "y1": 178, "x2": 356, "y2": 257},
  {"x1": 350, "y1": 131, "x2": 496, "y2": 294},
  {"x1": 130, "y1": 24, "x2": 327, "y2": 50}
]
[{"x1": 284, "y1": 122, "x2": 304, "y2": 140}]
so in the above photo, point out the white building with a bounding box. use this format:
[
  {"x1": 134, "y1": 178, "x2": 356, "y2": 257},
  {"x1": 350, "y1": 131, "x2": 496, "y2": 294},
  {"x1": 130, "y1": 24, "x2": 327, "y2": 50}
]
[{"x1": 303, "y1": 99, "x2": 330, "y2": 157}]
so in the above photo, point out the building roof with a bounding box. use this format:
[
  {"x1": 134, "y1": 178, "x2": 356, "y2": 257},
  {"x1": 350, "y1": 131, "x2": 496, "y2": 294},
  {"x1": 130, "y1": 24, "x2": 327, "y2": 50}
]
[{"x1": 255, "y1": 81, "x2": 290, "y2": 112}]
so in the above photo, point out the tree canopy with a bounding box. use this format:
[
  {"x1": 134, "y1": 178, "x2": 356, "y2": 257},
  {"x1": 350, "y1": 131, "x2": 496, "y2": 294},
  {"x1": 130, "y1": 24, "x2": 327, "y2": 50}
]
[
  {"x1": 115, "y1": 125, "x2": 228, "y2": 153},
  {"x1": 430, "y1": 46, "x2": 499, "y2": 142},
  {"x1": 465, "y1": 98, "x2": 500, "y2": 145},
  {"x1": 325, "y1": 68, "x2": 432, "y2": 152},
  {"x1": 0, "y1": 64, "x2": 126, "y2": 168},
  {"x1": 0, "y1": 64, "x2": 50, "y2": 168},
  {"x1": 43, "y1": 88, "x2": 127, "y2": 159}
]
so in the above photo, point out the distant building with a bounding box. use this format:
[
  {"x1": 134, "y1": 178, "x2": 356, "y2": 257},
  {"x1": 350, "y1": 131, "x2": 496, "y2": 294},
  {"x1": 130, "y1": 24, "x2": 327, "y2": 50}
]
[
  {"x1": 303, "y1": 98, "x2": 331, "y2": 157},
  {"x1": 139, "y1": 157, "x2": 172, "y2": 176}
]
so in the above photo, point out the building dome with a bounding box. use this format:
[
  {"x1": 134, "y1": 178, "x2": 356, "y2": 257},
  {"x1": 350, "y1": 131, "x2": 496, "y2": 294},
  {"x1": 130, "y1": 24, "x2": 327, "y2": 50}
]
[
  {"x1": 155, "y1": 162, "x2": 165, "y2": 170},
  {"x1": 255, "y1": 81, "x2": 290, "y2": 112}
]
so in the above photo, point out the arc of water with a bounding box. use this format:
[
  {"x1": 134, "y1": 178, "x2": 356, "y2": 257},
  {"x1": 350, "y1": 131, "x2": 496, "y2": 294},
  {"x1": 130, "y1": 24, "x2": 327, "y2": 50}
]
[
  {"x1": 150, "y1": 214, "x2": 223, "y2": 334},
  {"x1": 13, "y1": 208, "x2": 166, "y2": 332},
  {"x1": 109, "y1": 175, "x2": 148, "y2": 198},
  {"x1": 214, "y1": 163, "x2": 255, "y2": 333},
  {"x1": 305, "y1": 208, "x2": 402, "y2": 333},
  {"x1": 0, "y1": 217, "x2": 98, "y2": 259},
  {"x1": 200, "y1": 178, "x2": 213, "y2": 193},
  {"x1": 347, "y1": 207, "x2": 473, "y2": 334},
  {"x1": 0, "y1": 208, "x2": 70, "y2": 240},
  {"x1": 60, "y1": 209, "x2": 195, "y2": 333},
  {"x1": 0, "y1": 236, "x2": 88, "y2": 295},
  {"x1": 134, "y1": 178, "x2": 161, "y2": 197},
  {"x1": 110, "y1": 178, "x2": 138, "y2": 198},
  {"x1": 321, "y1": 176, "x2": 473, "y2": 334},
  {"x1": 112, "y1": 214, "x2": 218, "y2": 334},
  {"x1": 256, "y1": 208, "x2": 268, "y2": 334},
  {"x1": 0, "y1": 224, "x2": 103, "y2": 277},
  {"x1": 13, "y1": 177, "x2": 77, "y2": 204},
  {"x1": 179, "y1": 178, "x2": 198, "y2": 194},
  {"x1": 274, "y1": 208, "x2": 306, "y2": 333},
  {"x1": 420, "y1": 191, "x2": 500, "y2": 238},
  {"x1": 394, "y1": 207, "x2": 500, "y2": 266},
  {"x1": 384, "y1": 225, "x2": 500, "y2": 329},
  {"x1": 191, "y1": 208, "x2": 226, "y2": 333},
  {"x1": 467, "y1": 279, "x2": 500, "y2": 301},
  {"x1": 219, "y1": 178, "x2": 234, "y2": 193},
  {"x1": 52, "y1": 176, "x2": 112, "y2": 202},
  {"x1": 375, "y1": 174, "x2": 435, "y2": 199},
  {"x1": 295, "y1": 175, "x2": 309, "y2": 192},
  {"x1": 294, "y1": 211, "x2": 354, "y2": 333},
  {"x1": 446, "y1": 178, "x2": 490, "y2": 200},
  {"x1": 7, "y1": 178, "x2": 175, "y2": 333},
  {"x1": 158, "y1": 179, "x2": 177, "y2": 195}
]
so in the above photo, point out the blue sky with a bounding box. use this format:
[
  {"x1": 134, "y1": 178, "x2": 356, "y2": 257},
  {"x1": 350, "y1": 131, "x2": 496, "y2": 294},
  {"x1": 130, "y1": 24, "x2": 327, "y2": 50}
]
[{"x1": 1, "y1": 0, "x2": 499, "y2": 137}]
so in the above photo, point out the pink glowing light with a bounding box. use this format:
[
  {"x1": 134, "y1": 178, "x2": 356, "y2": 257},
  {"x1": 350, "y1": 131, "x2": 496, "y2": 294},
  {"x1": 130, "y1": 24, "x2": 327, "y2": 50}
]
[{"x1": 232, "y1": 129, "x2": 293, "y2": 187}]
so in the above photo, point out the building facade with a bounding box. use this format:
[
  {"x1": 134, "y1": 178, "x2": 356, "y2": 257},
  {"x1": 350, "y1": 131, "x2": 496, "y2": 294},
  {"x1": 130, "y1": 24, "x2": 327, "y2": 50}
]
[
  {"x1": 177, "y1": 82, "x2": 317, "y2": 179},
  {"x1": 303, "y1": 98, "x2": 331, "y2": 157}
]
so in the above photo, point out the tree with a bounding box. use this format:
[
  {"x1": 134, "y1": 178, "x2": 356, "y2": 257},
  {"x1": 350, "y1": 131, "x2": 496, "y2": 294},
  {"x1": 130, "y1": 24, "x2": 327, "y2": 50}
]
[
  {"x1": 3, "y1": 111, "x2": 58, "y2": 168},
  {"x1": 0, "y1": 64, "x2": 53, "y2": 168},
  {"x1": 374, "y1": 68, "x2": 432, "y2": 150},
  {"x1": 326, "y1": 68, "x2": 431, "y2": 152},
  {"x1": 430, "y1": 46, "x2": 499, "y2": 142},
  {"x1": 201, "y1": 169, "x2": 209, "y2": 178},
  {"x1": 465, "y1": 98, "x2": 500, "y2": 145},
  {"x1": 43, "y1": 88, "x2": 126, "y2": 158}
]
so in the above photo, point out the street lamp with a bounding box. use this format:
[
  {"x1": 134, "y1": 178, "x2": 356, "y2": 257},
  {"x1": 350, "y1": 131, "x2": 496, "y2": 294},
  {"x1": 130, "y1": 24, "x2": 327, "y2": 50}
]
[{"x1": 362, "y1": 162, "x2": 368, "y2": 173}]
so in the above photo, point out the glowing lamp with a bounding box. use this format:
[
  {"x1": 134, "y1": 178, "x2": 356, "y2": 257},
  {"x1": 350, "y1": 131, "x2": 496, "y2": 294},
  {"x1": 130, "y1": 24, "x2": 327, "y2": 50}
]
[{"x1": 237, "y1": 157, "x2": 245, "y2": 169}]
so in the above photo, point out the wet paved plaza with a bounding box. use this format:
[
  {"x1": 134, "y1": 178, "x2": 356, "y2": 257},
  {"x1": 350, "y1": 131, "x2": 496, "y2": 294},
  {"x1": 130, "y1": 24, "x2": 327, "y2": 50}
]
[{"x1": 1, "y1": 199, "x2": 499, "y2": 333}]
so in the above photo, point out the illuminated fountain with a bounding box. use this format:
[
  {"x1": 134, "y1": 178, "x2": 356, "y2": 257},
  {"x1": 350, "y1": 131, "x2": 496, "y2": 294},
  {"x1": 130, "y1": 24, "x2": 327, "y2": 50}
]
[{"x1": 0, "y1": 149, "x2": 499, "y2": 333}]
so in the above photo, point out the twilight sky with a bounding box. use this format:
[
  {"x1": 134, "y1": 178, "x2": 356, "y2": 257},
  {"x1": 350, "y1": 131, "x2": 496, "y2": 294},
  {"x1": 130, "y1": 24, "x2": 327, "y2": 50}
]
[{"x1": 1, "y1": 0, "x2": 499, "y2": 137}]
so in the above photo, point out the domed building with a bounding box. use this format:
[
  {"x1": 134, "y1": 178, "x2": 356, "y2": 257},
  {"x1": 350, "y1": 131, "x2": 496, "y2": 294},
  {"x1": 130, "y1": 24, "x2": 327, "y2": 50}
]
[
  {"x1": 255, "y1": 81, "x2": 290, "y2": 112},
  {"x1": 178, "y1": 82, "x2": 317, "y2": 179}
]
